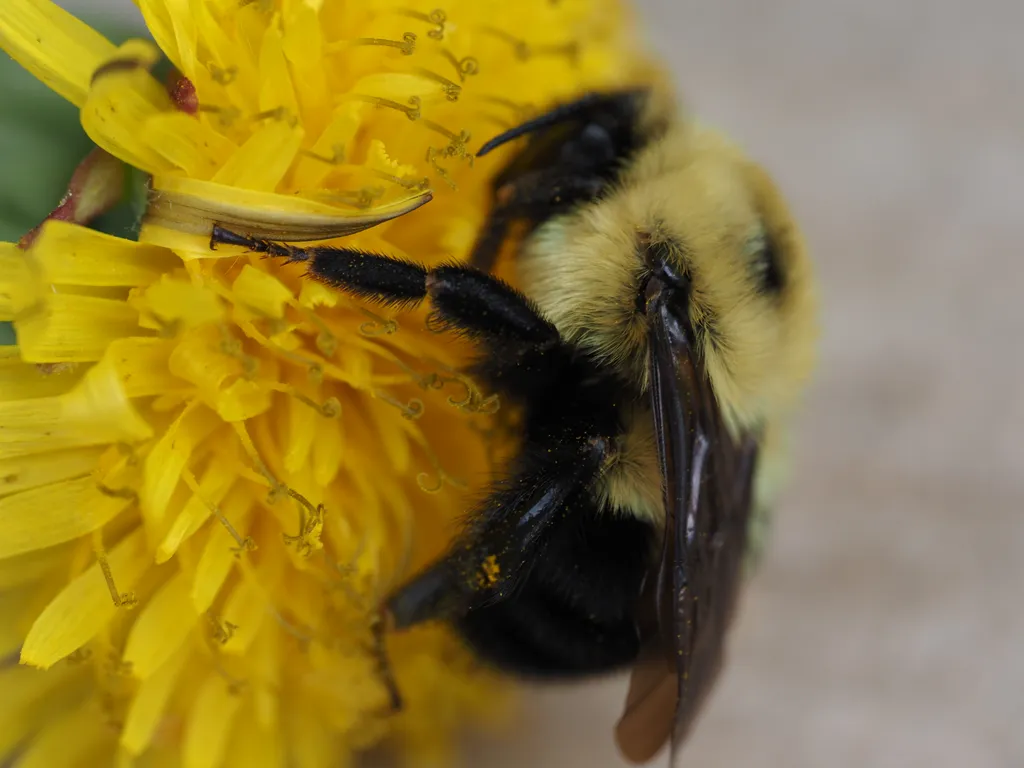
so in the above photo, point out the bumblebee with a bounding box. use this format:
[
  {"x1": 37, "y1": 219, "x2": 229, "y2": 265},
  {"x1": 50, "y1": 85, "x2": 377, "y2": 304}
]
[{"x1": 210, "y1": 85, "x2": 817, "y2": 763}]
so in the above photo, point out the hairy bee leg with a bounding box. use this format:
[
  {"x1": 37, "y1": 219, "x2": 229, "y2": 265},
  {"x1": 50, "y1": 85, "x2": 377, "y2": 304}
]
[
  {"x1": 385, "y1": 436, "x2": 610, "y2": 630},
  {"x1": 210, "y1": 225, "x2": 560, "y2": 347}
]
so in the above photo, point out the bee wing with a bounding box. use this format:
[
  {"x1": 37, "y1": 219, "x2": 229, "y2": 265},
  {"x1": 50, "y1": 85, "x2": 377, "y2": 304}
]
[{"x1": 615, "y1": 291, "x2": 759, "y2": 764}]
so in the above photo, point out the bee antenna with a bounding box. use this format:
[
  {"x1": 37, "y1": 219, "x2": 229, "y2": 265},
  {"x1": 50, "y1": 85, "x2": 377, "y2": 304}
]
[{"x1": 477, "y1": 90, "x2": 641, "y2": 157}]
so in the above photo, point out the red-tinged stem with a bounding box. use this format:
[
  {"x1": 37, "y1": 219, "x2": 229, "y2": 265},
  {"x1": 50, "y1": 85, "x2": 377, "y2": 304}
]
[{"x1": 17, "y1": 147, "x2": 126, "y2": 250}]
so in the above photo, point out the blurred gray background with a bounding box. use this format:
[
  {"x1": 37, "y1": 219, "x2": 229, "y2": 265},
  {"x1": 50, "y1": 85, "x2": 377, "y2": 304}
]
[{"x1": 54, "y1": 1, "x2": 1024, "y2": 766}]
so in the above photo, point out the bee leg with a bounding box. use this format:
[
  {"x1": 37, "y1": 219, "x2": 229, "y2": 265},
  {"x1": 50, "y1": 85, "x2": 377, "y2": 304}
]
[
  {"x1": 385, "y1": 435, "x2": 611, "y2": 630},
  {"x1": 209, "y1": 225, "x2": 560, "y2": 348}
]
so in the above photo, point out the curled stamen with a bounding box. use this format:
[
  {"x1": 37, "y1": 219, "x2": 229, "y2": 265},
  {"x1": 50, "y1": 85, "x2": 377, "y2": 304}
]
[
  {"x1": 96, "y1": 483, "x2": 138, "y2": 501},
  {"x1": 104, "y1": 651, "x2": 133, "y2": 678},
  {"x1": 349, "y1": 94, "x2": 421, "y2": 121},
  {"x1": 66, "y1": 648, "x2": 93, "y2": 665},
  {"x1": 286, "y1": 303, "x2": 339, "y2": 358},
  {"x1": 396, "y1": 8, "x2": 447, "y2": 40},
  {"x1": 415, "y1": 464, "x2": 465, "y2": 494},
  {"x1": 197, "y1": 104, "x2": 241, "y2": 128},
  {"x1": 252, "y1": 106, "x2": 298, "y2": 127},
  {"x1": 206, "y1": 612, "x2": 239, "y2": 645},
  {"x1": 234, "y1": 320, "x2": 330, "y2": 384},
  {"x1": 419, "y1": 120, "x2": 470, "y2": 149},
  {"x1": 412, "y1": 434, "x2": 467, "y2": 494},
  {"x1": 209, "y1": 652, "x2": 248, "y2": 695},
  {"x1": 235, "y1": 555, "x2": 318, "y2": 651},
  {"x1": 218, "y1": 332, "x2": 260, "y2": 380},
  {"x1": 391, "y1": 358, "x2": 446, "y2": 392},
  {"x1": 272, "y1": 384, "x2": 342, "y2": 418},
  {"x1": 374, "y1": 390, "x2": 424, "y2": 421},
  {"x1": 479, "y1": 27, "x2": 531, "y2": 60},
  {"x1": 359, "y1": 308, "x2": 398, "y2": 336},
  {"x1": 369, "y1": 170, "x2": 431, "y2": 193},
  {"x1": 440, "y1": 50, "x2": 479, "y2": 81},
  {"x1": 207, "y1": 63, "x2": 238, "y2": 85},
  {"x1": 412, "y1": 67, "x2": 462, "y2": 101},
  {"x1": 438, "y1": 369, "x2": 500, "y2": 414},
  {"x1": 425, "y1": 148, "x2": 457, "y2": 189},
  {"x1": 181, "y1": 467, "x2": 257, "y2": 556},
  {"x1": 91, "y1": 529, "x2": 137, "y2": 609},
  {"x1": 299, "y1": 144, "x2": 346, "y2": 165},
  {"x1": 315, "y1": 331, "x2": 337, "y2": 358},
  {"x1": 282, "y1": 490, "x2": 326, "y2": 558},
  {"x1": 341, "y1": 32, "x2": 417, "y2": 56},
  {"x1": 535, "y1": 40, "x2": 580, "y2": 63}
]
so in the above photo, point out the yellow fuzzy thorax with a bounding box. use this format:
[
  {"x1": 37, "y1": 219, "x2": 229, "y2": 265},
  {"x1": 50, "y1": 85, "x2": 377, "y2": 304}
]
[
  {"x1": 521, "y1": 120, "x2": 818, "y2": 437},
  {"x1": 0, "y1": 1, "x2": 653, "y2": 765}
]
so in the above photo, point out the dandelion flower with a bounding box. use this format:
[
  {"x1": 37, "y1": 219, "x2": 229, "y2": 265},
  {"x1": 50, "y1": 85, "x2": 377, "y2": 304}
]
[{"x1": 0, "y1": 0, "x2": 653, "y2": 764}]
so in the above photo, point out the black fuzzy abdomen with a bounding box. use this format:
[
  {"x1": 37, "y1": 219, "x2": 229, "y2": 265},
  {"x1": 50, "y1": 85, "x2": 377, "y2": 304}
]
[{"x1": 456, "y1": 495, "x2": 655, "y2": 678}]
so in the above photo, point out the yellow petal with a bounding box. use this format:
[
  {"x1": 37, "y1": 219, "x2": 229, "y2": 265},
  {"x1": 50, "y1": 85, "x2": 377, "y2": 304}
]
[
  {"x1": 20, "y1": 528, "x2": 148, "y2": 668},
  {"x1": 0, "y1": 587, "x2": 38, "y2": 657},
  {"x1": 311, "y1": 416, "x2": 343, "y2": 487},
  {"x1": 149, "y1": 0, "x2": 197, "y2": 80},
  {"x1": 0, "y1": 353, "x2": 153, "y2": 461},
  {"x1": 15, "y1": 701, "x2": 114, "y2": 768},
  {"x1": 280, "y1": 2, "x2": 329, "y2": 124},
  {"x1": 0, "y1": 348, "x2": 85, "y2": 400},
  {"x1": 0, "y1": 477, "x2": 134, "y2": 560},
  {"x1": 290, "y1": 102, "x2": 366, "y2": 191},
  {"x1": 156, "y1": 453, "x2": 236, "y2": 563},
  {"x1": 143, "y1": 276, "x2": 226, "y2": 330},
  {"x1": 0, "y1": 445, "x2": 104, "y2": 497},
  {"x1": 145, "y1": 111, "x2": 238, "y2": 179},
  {"x1": 141, "y1": 174, "x2": 432, "y2": 250},
  {"x1": 256, "y1": 19, "x2": 299, "y2": 120},
  {"x1": 0, "y1": 0, "x2": 115, "y2": 107},
  {"x1": 14, "y1": 293, "x2": 142, "y2": 363},
  {"x1": 81, "y1": 40, "x2": 176, "y2": 176},
  {"x1": 104, "y1": 337, "x2": 184, "y2": 399},
  {"x1": 0, "y1": 663, "x2": 83, "y2": 758},
  {"x1": 211, "y1": 120, "x2": 303, "y2": 192},
  {"x1": 183, "y1": 674, "x2": 243, "y2": 768},
  {"x1": 224, "y1": 709, "x2": 284, "y2": 768},
  {"x1": 120, "y1": 643, "x2": 189, "y2": 756},
  {"x1": 141, "y1": 404, "x2": 219, "y2": 526},
  {"x1": 283, "y1": 696, "x2": 338, "y2": 768},
  {"x1": 251, "y1": 623, "x2": 280, "y2": 729},
  {"x1": 216, "y1": 378, "x2": 272, "y2": 422},
  {"x1": 220, "y1": 576, "x2": 266, "y2": 657},
  {"x1": 231, "y1": 265, "x2": 293, "y2": 320},
  {"x1": 0, "y1": 543, "x2": 71, "y2": 590},
  {"x1": 123, "y1": 570, "x2": 195, "y2": 678},
  {"x1": 191, "y1": 491, "x2": 253, "y2": 612},
  {"x1": 0, "y1": 243, "x2": 31, "y2": 320},
  {"x1": 31, "y1": 220, "x2": 180, "y2": 287},
  {"x1": 283, "y1": 388, "x2": 316, "y2": 474}
]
